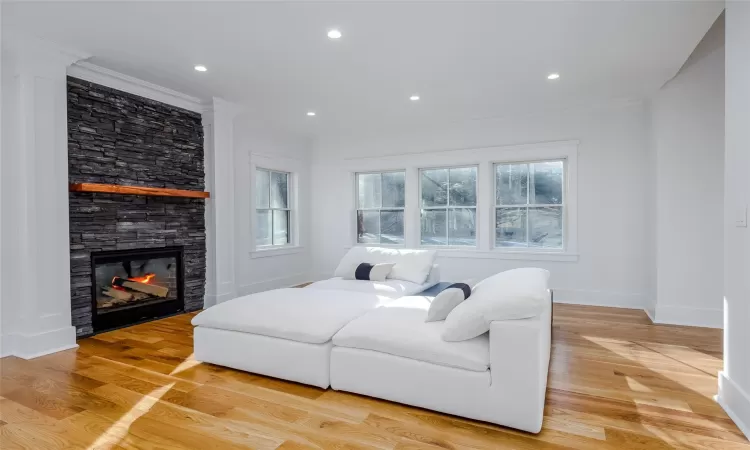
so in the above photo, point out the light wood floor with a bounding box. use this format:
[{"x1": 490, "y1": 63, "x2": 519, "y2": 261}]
[{"x1": 1, "y1": 304, "x2": 747, "y2": 449}]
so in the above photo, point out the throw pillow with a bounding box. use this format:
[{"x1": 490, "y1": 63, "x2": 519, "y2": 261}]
[
  {"x1": 333, "y1": 247, "x2": 437, "y2": 284},
  {"x1": 343, "y1": 262, "x2": 395, "y2": 282},
  {"x1": 442, "y1": 268, "x2": 550, "y2": 341},
  {"x1": 425, "y1": 281, "x2": 474, "y2": 322}
]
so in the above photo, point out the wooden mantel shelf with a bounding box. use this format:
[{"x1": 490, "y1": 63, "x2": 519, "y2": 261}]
[{"x1": 69, "y1": 183, "x2": 210, "y2": 199}]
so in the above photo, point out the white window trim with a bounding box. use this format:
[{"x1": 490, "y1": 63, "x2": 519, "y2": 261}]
[
  {"x1": 484, "y1": 145, "x2": 578, "y2": 260},
  {"x1": 255, "y1": 167, "x2": 293, "y2": 248},
  {"x1": 344, "y1": 140, "x2": 578, "y2": 262},
  {"x1": 493, "y1": 159, "x2": 567, "y2": 252},
  {"x1": 250, "y1": 245, "x2": 305, "y2": 259},
  {"x1": 418, "y1": 165, "x2": 479, "y2": 249},
  {"x1": 250, "y1": 155, "x2": 303, "y2": 257},
  {"x1": 353, "y1": 170, "x2": 407, "y2": 246}
]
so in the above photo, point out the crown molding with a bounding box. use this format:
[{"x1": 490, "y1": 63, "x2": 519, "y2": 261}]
[{"x1": 67, "y1": 61, "x2": 205, "y2": 113}]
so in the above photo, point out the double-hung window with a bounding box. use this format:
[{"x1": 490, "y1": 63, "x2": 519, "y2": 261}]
[
  {"x1": 355, "y1": 171, "x2": 405, "y2": 244},
  {"x1": 495, "y1": 160, "x2": 564, "y2": 249},
  {"x1": 256, "y1": 168, "x2": 291, "y2": 247},
  {"x1": 420, "y1": 166, "x2": 478, "y2": 246}
]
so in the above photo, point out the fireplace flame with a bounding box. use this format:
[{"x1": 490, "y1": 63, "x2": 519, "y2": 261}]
[
  {"x1": 112, "y1": 273, "x2": 156, "y2": 285},
  {"x1": 129, "y1": 273, "x2": 156, "y2": 284}
]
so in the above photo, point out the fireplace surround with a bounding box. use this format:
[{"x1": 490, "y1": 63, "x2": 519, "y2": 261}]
[{"x1": 68, "y1": 76, "x2": 206, "y2": 337}]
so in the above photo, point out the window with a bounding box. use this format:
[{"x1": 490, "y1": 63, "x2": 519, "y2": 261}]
[
  {"x1": 420, "y1": 166, "x2": 477, "y2": 246},
  {"x1": 256, "y1": 168, "x2": 291, "y2": 247},
  {"x1": 355, "y1": 171, "x2": 405, "y2": 244},
  {"x1": 495, "y1": 160, "x2": 564, "y2": 249}
]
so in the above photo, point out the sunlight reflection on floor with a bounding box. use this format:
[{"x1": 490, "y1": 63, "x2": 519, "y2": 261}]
[
  {"x1": 86, "y1": 382, "x2": 175, "y2": 450},
  {"x1": 580, "y1": 335, "x2": 718, "y2": 399},
  {"x1": 169, "y1": 353, "x2": 199, "y2": 376},
  {"x1": 624, "y1": 376, "x2": 653, "y2": 393}
]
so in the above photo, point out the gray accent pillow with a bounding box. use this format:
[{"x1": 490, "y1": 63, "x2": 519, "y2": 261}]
[
  {"x1": 425, "y1": 281, "x2": 473, "y2": 322},
  {"x1": 342, "y1": 262, "x2": 395, "y2": 282}
]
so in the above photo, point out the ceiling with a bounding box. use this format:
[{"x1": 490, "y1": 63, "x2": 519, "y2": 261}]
[{"x1": 3, "y1": 1, "x2": 722, "y2": 138}]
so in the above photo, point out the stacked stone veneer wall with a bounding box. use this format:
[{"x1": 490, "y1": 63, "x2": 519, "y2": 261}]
[{"x1": 67, "y1": 76, "x2": 205, "y2": 336}]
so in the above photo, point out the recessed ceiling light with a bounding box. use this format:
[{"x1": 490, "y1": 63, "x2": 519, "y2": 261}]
[
  {"x1": 307, "y1": 111, "x2": 316, "y2": 116},
  {"x1": 547, "y1": 73, "x2": 560, "y2": 80},
  {"x1": 410, "y1": 95, "x2": 420, "y2": 101},
  {"x1": 327, "y1": 29, "x2": 342, "y2": 39},
  {"x1": 194, "y1": 65, "x2": 207, "y2": 72}
]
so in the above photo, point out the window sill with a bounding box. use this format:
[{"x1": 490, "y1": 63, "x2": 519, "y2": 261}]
[
  {"x1": 435, "y1": 249, "x2": 579, "y2": 262},
  {"x1": 342, "y1": 244, "x2": 577, "y2": 262},
  {"x1": 250, "y1": 246, "x2": 305, "y2": 259}
]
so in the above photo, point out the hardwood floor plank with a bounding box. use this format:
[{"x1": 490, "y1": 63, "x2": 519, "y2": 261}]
[
  {"x1": 0, "y1": 397, "x2": 59, "y2": 426},
  {"x1": 222, "y1": 406, "x2": 383, "y2": 450},
  {"x1": 180, "y1": 384, "x2": 313, "y2": 422},
  {"x1": 86, "y1": 355, "x2": 201, "y2": 392},
  {"x1": 59, "y1": 410, "x2": 168, "y2": 450},
  {"x1": 0, "y1": 303, "x2": 745, "y2": 449},
  {"x1": 75, "y1": 364, "x2": 166, "y2": 395},
  {"x1": 204, "y1": 380, "x2": 368, "y2": 423},
  {"x1": 86, "y1": 383, "x2": 283, "y2": 449},
  {"x1": 1, "y1": 383, "x2": 85, "y2": 421},
  {"x1": 276, "y1": 441, "x2": 319, "y2": 450}
]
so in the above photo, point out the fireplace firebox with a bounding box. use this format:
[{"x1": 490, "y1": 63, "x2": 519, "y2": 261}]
[{"x1": 91, "y1": 247, "x2": 185, "y2": 333}]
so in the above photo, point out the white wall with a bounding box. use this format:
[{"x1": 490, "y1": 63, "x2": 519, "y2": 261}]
[
  {"x1": 233, "y1": 116, "x2": 313, "y2": 295},
  {"x1": 0, "y1": 3, "x2": 4, "y2": 354},
  {"x1": 1, "y1": 33, "x2": 84, "y2": 358},
  {"x1": 311, "y1": 102, "x2": 653, "y2": 309},
  {"x1": 650, "y1": 25, "x2": 725, "y2": 328},
  {"x1": 719, "y1": 1, "x2": 750, "y2": 440}
]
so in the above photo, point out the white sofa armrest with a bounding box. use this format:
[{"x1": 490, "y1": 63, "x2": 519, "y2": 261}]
[{"x1": 488, "y1": 289, "x2": 552, "y2": 433}]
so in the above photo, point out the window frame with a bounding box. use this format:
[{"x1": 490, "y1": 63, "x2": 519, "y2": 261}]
[
  {"x1": 342, "y1": 141, "x2": 578, "y2": 262},
  {"x1": 493, "y1": 158, "x2": 567, "y2": 252},
  {"x1": 418, "y1": 164, "x2": 479, "y2": 249},
  {"x1": 354, "y1": 170, "x2": 407, "y2": 246},
  {"x1": 255, "y1": 167, "x2": 293, "y2": 249}
]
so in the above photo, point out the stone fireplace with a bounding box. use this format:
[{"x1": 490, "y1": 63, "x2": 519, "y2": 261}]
[{"x1": 67, "y1": 76, "x2": 207, "y2": 337}]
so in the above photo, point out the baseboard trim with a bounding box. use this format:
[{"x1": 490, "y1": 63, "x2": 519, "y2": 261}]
[
  {"x1": 0, "y1": 334, "x2": 14, "y2": 358},
  {"x1": 552, "y1": 288, "x2": 647, "y2": 310},
  {"x1": 644, "y1": 307, "x2": 656, "y2": 323},
  {"x1": 17, "y1": 343, "x2": 79, "y2": 360},
  {"x1": 718, "y1": 371, "x2": 750, "y2": 440},
  {"x1": 655, "y1": 304, "x2": 723, "y2": 329},
  {"x1": 6, "y1": 326, "x2": 79, "y2": 359}
]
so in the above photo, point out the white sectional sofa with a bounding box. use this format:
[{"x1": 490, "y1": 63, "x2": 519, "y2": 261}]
[{"x1": 192, "y1": 247, "x2": 552, "y2": 433}]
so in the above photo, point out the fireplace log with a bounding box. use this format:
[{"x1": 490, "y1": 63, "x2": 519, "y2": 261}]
[
  {"x1": 112, "y1": 277, "x2": 169, "y2": 297},
  {"x1": 102, "y1": 288, "x2": 133, "y2": 301}
]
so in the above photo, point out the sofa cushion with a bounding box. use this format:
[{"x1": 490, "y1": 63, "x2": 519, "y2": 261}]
[
  {"x1": 443, "y1": 268, "x2": 550, "y2": 342},
  {"x1": 192, "y1": 288, "x2": 393, "y2": 344},
  {"x1": 333, "y1": 296, "x2": 490, "y2": 372},
  {"x1": 307, "y1": 271, "x2": 437, "y2": 298},
  {"x1": 334, "y1": 247, "x2": 437, "y2": 284}
]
